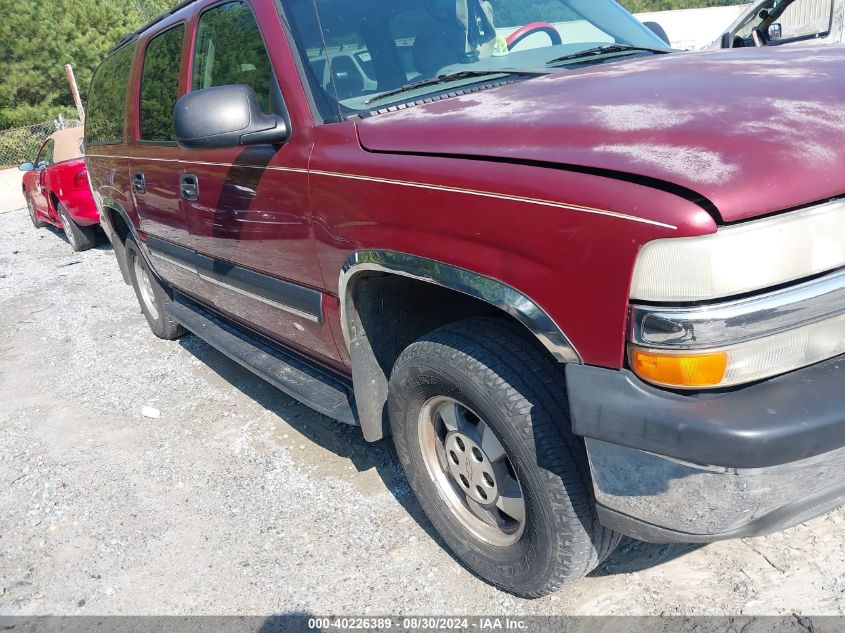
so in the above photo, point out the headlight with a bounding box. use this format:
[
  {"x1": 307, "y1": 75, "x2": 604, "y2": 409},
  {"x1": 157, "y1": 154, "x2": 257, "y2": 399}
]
[
  {"x1": 628, "y1": 255, "x2": 845, "y2": 389},
  {"x1": 630, "y1": 311, "x2": 845, "y2": 388},
  {"x1": 631, "y1": 198, "x2": 845, "y2": 302}
]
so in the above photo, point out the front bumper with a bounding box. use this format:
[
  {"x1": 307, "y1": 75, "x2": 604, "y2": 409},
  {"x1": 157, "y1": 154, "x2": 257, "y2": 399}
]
[{"x1": 567, "y1": 356, "x2": 845, "y2": 543}]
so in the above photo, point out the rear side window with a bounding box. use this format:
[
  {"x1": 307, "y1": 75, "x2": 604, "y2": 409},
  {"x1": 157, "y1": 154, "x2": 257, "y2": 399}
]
[
  {"x1": 192, "y1": 2, "x2": 275, "y2": 113},
  {"x1": 86, "y1": 45, "x2": 135, "y2": 146},
  {"x1": 140, "y1": 25, "x2": 185, "y2": 143}
]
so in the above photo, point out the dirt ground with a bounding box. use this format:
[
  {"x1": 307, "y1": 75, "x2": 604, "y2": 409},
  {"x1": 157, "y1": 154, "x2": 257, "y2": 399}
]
[{"x1": 1, "y1": 172, "x2": 844, "y2": 617}]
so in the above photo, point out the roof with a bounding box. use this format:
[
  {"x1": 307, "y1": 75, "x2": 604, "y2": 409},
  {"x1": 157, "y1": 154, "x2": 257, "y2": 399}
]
[
  {"x1": 110, "y1": 0, "x2": 198, "y2": 53},
  {"x1": 48, "y1": 127, "x2": 85, "y2": 164}
]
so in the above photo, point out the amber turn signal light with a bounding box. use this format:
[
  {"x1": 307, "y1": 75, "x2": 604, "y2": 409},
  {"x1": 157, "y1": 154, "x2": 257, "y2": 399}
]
[{"x1": 630, "y1": 347, "x2": 728, "y2": 389}]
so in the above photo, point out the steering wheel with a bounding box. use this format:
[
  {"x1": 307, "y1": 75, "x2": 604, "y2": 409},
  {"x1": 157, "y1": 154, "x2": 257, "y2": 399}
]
[{"x1": 506, "y1": 22, "x2": 563, "y2": 51}]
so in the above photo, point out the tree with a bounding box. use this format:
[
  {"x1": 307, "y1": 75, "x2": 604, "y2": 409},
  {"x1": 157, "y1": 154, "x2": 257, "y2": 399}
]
[
  {"x1": 619, "y1": 0, "x2": 747, "y2": 11},
  {"x1": 0, "y1": 0, "x2": 177, "y2": 128},
  {"x1": 0, "y1": 0, "x2": 750, "y2": 129}
]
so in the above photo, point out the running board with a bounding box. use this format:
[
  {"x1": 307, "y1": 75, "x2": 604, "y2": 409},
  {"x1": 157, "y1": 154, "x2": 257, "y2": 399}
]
[{"x1": 166, "y1": 293, "x2": 358, "y2": 426}]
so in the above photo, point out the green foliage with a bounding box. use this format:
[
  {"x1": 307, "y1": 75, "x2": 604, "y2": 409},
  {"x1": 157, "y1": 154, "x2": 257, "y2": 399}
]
[
  {"x1": 0, "y1": 0, "x2": 176, "y2": 129},
  {"x1": 618, "y1": 0, "x2": 748, "y2": 11},
  {"x1": 86, "y1": 44, "x2": 136, "y2": 145},
  {"x1": 0, "y1": 123, "x2": 54, "y2": 168}
]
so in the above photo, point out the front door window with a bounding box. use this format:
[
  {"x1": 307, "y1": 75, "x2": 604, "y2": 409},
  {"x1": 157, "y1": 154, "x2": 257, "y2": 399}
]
[
  {"x1": 192, "y1": 1, "x2": 277, "y2": 114},
  {"x1": 35, "y1": 139, "x2": 54, "y2": 168}
]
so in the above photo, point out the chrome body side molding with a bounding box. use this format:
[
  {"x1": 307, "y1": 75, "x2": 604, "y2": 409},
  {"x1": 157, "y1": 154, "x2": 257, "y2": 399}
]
[
  {"x1": 145, "y1": 236, "x2": 325, "y2": 324},
  {"x1": 339, "y1": 250, "x2": 581, "y2": 442},
  {"x1": 339, "y1": 250, "x2": 581, "y2": 364}
]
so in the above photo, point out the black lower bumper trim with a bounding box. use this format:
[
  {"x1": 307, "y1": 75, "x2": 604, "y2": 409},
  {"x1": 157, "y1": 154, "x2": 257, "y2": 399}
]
[
  {"x1": 567, "y1": 355, "x2": 845, "y2": 469},
  {"x1": 597, "y1": 477, "x2": 845, "y2": 543}
]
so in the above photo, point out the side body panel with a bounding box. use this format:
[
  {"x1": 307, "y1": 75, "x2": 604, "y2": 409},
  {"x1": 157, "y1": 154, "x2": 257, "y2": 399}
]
[
  {"x1": 44, "y1": 158, "x2": 99, "y2": 226},
  {"x1": 91, "y1": 0, "x2": 722, "y2": 373},
  {"x1": 131, "y1": 146, "x2": 190, "y2": 244},
  {"x1": 178, "y1": 0, "x2": 340, "y2": 364},
  {"x1": 309, "y1": 123, "x2": 716, "y2": 369},
  {"x1": 29, "y1": 163, "x2": 51, "y2": 219},
  {"x1": 125, "y1": 0, "x2": 342, "y2": 365},
  {"x1": 86, "y1": 36, "x2": 144, "y2": 257},
  {"x1": 126, "y1": 15, "x2": 205, "y2": 298}
]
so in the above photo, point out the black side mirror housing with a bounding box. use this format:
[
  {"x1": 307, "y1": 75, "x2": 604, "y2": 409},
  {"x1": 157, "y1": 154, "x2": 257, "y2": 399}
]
[
  {"x1": 174, "y1": 84, "x2": 290, "y2": 150},
  {"x1": 643, "y1": 21, "x2": 670, "y2": 46},
  {"x1": 720, "y1": 31, "x2": 733, "y2": 48}
]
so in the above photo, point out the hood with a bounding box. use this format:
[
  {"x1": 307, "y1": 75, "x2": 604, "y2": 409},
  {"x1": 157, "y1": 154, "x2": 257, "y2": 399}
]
[{"x1": 357, "y1": 46, "x2": 845, "y2": 223}]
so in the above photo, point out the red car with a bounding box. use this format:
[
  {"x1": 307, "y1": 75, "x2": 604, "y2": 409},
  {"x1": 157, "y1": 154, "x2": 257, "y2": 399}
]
[
  {"x1": 20, "y1": 127, "x2": 101, "y2": 252},
  {"x1": 86, "y1": 0, "x2": 845, "y2": 598}
]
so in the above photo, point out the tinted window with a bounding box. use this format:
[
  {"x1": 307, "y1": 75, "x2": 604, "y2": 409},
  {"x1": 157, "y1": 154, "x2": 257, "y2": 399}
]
[
  {"x1": 36, "y1": 140, "x2": 55, "y2": 166},
  {"x1": 310, "y1": 58, "x2": 327, "y2": 84},
  {"x1": 192, "y1": 2, "x2": 275, "y2": 113},
  {"x1": 86, "y1": 45, "x2": 135, "y2": 146},
  {"x1": 140, "y1": 25, "x2": 185, "y2": 142}
]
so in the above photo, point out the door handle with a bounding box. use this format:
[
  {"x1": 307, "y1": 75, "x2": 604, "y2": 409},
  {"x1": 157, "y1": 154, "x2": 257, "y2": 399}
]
[
  {"x1": 180, "y1": 174, "x2": 199, "y2": 202},
  {"x1": 132, "y1": 171, "x2": 146, "y2": 194}
]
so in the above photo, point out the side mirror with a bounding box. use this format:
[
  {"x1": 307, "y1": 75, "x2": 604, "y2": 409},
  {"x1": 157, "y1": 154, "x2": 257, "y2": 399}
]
[
  {"x1": 18, "y1": 162, "x2": 34, "y2": 172},
  {"x1": 174, "y1": 84, "x2": 289, "y2": 150},
  {"x1": 768, "y1": 23, "x2": 783, "y2": 41},
  {"x1": 643, "y1": 21, "x2": 670, "y2": 46},
  {"x1": 720, "y1": 32, "x2": 733, "y2": 48}
]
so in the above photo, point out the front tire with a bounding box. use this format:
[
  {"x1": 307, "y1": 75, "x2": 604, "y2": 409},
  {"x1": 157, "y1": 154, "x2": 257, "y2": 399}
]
[
  {"x1": 125, "y1": 237, "x2": 187, "y2": 340},
  {"x1": 26, "y1": 195, "x2": 46, "y2": 229},
  {"x1": 388, "y1": 318, "x2": 619, "y2": 598},
  {"x1": 58, "y1": 202, "x2": 98, "y2": 252}
]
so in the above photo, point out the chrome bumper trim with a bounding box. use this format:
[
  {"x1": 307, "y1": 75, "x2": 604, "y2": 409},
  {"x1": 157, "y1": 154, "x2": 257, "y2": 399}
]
[{"x1": 630, "y1": 267, "x2": 845, "y2": 348}]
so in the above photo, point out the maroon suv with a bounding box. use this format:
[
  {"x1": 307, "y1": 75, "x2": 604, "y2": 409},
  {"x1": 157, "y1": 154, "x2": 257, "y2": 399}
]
[{"x1": 86, "y1": 0, "x2": 845, "y2": 597}]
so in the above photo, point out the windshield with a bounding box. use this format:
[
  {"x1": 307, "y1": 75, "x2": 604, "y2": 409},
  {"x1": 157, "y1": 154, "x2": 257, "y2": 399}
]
[{"x1": 282, "y1": 0, "x2": 671, "y2": 118}]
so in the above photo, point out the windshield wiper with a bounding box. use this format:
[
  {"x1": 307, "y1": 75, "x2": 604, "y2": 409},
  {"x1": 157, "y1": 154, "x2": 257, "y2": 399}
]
[
  {"x1": 364, "y1": 69, "x2": 548, "y2": 106},
  {"x1": 546, "y1": 44, "x2": 670, "y2": 66}
]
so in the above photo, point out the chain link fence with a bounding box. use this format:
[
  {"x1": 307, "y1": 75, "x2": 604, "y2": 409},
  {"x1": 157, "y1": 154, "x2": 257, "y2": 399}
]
[{"x1": 0, "y1": 116, "x2": 82, "y2": 169}]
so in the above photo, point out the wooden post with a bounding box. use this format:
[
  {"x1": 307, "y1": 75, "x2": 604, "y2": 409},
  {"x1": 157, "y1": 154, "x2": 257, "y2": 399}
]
[{"x1": 64, "y1": 64, "x2": 86, "y2": 125}]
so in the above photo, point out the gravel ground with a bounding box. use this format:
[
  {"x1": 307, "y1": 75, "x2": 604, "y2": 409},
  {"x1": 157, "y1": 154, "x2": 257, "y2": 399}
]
[{"x1": 1, "y1": 183, "x2": 845, "y2": 618}]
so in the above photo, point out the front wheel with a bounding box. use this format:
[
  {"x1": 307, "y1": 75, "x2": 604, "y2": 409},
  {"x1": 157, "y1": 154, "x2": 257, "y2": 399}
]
[
  {"x1": 26, "y1": 195, "x2": 46, "y2": 229},
  {"x1": 388, "y1": 318, "x2": 619, "y2": 598}
]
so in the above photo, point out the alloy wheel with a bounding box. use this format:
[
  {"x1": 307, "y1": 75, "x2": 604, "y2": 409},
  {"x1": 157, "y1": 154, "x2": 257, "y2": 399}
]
[
  {"x1": 417, "y1": 396, "x2": 526, "y2": 546},
  {"x1": 27, "y1": 198, "x2": 39, "y2": 227},
  {"x1": 59, "y1": 208, "x2": 79, "y2": 250},
  {"x1": 133, "y1": 256, "x2": 160, "y2": 321}
]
